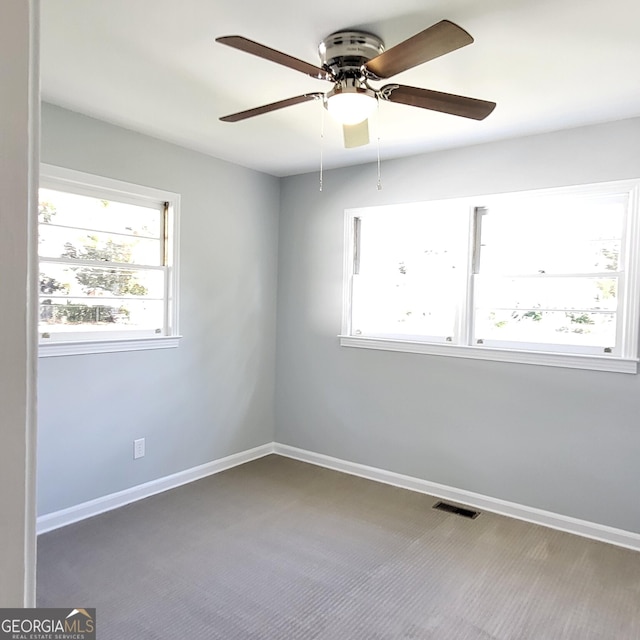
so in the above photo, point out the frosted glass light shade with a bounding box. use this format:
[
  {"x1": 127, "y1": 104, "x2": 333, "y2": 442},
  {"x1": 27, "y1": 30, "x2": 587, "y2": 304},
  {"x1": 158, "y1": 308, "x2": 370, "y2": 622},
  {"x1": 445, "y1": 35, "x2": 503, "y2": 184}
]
[{"x1": 326, "y1": 92, "x2": 377, "y2": 125}]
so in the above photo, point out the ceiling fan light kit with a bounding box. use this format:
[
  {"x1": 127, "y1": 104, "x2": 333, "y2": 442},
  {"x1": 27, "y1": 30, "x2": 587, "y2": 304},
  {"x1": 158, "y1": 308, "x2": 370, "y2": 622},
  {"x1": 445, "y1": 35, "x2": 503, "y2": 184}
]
[
  {"x1": 216, "y1": 19, "x2": 496, "y2": 148},
  {"x1": 325, "y1": 80, "x2": 378, "y2": 125}
]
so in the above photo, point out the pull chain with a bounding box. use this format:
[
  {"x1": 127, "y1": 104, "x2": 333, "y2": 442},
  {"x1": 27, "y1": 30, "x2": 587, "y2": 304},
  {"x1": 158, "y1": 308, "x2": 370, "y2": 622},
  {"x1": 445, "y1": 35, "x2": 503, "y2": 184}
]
[
  {"x1": 319, "y1": 101, "x2": 325, "y2": 192},
  {"x1": 375, "y1": 100, "x2": 382, "y2": 191}
]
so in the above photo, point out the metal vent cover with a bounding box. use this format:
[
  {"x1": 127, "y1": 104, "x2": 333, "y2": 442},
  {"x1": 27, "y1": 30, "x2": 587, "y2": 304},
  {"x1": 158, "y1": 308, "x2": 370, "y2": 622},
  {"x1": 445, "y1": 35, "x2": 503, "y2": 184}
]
[{"x1": 433, "y1": 501, "x2": 480, "y2": 519}]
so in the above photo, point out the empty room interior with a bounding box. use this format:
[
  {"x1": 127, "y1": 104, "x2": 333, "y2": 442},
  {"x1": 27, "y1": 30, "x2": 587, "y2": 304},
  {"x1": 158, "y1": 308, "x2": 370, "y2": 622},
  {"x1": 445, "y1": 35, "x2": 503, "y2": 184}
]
[{"x1": 3, "y1": 0, "x2": 640, "y2": 637}]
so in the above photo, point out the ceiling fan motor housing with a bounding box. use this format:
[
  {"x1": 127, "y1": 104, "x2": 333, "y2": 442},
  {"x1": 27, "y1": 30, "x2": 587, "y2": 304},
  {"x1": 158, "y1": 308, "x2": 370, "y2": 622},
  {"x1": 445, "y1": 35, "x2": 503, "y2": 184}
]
[{"x1": 318, "y1": 31, "x2": 385, "y2": 80}]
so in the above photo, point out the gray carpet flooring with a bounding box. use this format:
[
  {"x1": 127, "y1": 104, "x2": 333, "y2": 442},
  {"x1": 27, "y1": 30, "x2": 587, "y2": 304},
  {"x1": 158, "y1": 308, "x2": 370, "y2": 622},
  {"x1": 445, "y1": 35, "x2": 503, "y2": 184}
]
[{"x1": 37, "y1": 455, "x2": 640, "y2": 639}]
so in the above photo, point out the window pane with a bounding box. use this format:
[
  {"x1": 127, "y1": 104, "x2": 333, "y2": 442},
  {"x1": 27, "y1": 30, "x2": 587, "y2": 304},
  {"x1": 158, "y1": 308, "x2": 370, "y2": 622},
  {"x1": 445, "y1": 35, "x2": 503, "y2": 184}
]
[
  {"x1": 479, "y1": 195, "x2": 625, "y2": 274},
  {"x1": 352, "y1": 274, "x2": 457, "y2": 338},
  {"x1": 39, "y1": 297, "x2": 164, "y2": 332},
  {"x1": 475, "y1": 276, "x2": 618, "y2": 312},
  {"x1": 352, "y1": 203, "x2": 467, "y2": 340},
  {"x1": 39, "y1": 224, "x2": 162, "y2": 266},
  {"x1": 475, "y1": 309, "x2": 616, "y2": 349},
  {"x1": 39, "y1": 263, "x2": 165, "y2": 299},
  {"x1": 473, "y1": 192, "x2": 626, "y2": 353},
  {"x1": 358, "y1": 207, "x2": 466, "y2": 275},
  {"x1": 39, "y1": 188, "x2": 161, "y2": 238}
]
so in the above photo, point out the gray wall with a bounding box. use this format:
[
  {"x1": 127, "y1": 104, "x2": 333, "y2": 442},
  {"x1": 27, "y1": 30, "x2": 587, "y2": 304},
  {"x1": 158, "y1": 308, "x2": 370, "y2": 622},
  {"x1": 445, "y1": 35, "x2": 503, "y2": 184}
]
[
  {"x1": 38, "y1": 103, "x2": 280, "y2": 515},
  {"x1": 276, "y1": 117, "x2": 640, "y2": 534}
]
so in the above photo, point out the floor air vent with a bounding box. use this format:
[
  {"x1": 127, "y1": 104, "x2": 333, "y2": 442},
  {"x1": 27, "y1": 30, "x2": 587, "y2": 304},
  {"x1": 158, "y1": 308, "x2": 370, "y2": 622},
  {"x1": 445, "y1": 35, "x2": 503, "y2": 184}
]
[{"x1": 433, "y1": 501, "x2": 480, "y2": 519}]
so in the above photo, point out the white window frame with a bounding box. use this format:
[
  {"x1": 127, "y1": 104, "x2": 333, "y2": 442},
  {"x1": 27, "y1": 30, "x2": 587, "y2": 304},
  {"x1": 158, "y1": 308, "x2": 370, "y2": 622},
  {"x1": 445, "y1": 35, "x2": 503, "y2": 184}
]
[
  {"x1": 38, "y1": 164, "x2": 181, "y2": 357},
  {"x1": 340, "y1": 180, "x2": 640, "y2": 374}
]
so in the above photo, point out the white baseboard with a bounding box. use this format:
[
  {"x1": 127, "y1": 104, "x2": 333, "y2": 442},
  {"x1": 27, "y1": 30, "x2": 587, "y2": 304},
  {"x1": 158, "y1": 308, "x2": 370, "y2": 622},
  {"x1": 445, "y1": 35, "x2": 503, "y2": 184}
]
[
  {"x1": 273, "y1": 443, "x2": 640, "y2": 553},
  {"x1": 38, "y1": 441, "x2": 640, "y2": 553},
  {"x1": 37, "y1": 443, "x2": 275, "y2": 534}
]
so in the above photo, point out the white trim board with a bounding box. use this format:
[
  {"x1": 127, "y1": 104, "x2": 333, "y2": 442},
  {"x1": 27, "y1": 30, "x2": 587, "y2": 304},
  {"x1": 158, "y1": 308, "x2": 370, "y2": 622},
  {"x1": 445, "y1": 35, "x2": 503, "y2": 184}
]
[
  {"x1": 36, "y1": 443, "x2": 275, "y2": 534},
  {"x1": 274, "y1": 443, "x2": 640, "y2": 553}
]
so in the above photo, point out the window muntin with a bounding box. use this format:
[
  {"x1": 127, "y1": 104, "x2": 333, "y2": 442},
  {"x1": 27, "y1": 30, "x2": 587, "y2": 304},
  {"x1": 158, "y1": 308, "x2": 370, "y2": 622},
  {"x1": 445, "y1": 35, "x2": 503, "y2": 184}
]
[
  {"x1": 38, "y1": 166, "x2": 179, "y2": 351},
  {"x1": 342, "y1": 181, "x2": 640, "y2": 372}
]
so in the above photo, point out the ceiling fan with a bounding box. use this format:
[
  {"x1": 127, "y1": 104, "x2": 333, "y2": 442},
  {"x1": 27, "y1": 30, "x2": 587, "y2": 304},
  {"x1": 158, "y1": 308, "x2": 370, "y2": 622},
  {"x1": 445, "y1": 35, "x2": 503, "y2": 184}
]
[{"x1": 216, "y1": 20, "x2": 496, "y2": 148}]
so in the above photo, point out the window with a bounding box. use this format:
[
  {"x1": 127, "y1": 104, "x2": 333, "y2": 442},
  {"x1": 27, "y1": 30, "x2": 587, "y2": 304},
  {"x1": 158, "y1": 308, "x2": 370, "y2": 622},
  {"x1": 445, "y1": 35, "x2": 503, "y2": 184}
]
[
  {"x1": 38, "y1": 165, "x2": 180, "y2": 356},
  {"x1": 341, "y1": 181, "x2": 640, "y2": 373}
]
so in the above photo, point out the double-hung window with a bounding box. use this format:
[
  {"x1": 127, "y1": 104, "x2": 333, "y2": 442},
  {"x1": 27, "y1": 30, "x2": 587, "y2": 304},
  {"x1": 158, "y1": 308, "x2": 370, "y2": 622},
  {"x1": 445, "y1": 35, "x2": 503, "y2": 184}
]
[
  {"x1": 38, "y1": 165, "x2": 180, "y2": 356},
  {"x1": 341, "y1": 180, "x2": 640, "y2": 373}
]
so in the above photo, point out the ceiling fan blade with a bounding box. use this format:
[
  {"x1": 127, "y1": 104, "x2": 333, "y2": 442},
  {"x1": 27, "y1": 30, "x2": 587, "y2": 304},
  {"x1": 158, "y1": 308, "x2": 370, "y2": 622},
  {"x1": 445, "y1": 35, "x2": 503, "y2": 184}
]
[
  {"x1": 365, "y1": 20, "x2": 473, "y2": 79},
  {"x1": 216, "y1": 36, "x2": 332, "y2": 81},
  {"x1": 382, "y1": 84, "x2": 496, "y2": 120},
  {"x1": 220, "y1": 93, "x2": 322, "y2": 122},
  {"x1": 343, "y1": 120, "x2": 370, "y2": 148}
]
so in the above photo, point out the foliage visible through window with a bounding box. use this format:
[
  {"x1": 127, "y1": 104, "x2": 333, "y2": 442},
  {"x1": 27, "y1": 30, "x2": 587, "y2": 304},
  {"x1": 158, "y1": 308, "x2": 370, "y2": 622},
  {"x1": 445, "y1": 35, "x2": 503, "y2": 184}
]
[
  {"x1": 343, "y1": 181, "x2": 640, "y2": 371},
  {"x1": 38, "y1": 173, "x2": 177, "y2": 345}
]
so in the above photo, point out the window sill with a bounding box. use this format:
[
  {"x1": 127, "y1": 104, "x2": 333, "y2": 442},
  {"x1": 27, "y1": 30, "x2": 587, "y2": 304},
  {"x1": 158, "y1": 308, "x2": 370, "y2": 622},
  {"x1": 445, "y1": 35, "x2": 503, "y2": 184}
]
[
  {"x1": 339, "y1": 335, "x2": 638, "y2": 374},
  {"x1": 39, "y1": 335, "x2": 182, "y2": 358}
]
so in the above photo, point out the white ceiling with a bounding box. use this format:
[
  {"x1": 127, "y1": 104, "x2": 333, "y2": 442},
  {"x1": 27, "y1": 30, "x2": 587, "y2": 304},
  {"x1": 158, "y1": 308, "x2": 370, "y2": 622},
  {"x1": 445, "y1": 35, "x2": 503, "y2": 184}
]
[{"x1": 41, "y1": 0, "x2": 640, "y2": 177}]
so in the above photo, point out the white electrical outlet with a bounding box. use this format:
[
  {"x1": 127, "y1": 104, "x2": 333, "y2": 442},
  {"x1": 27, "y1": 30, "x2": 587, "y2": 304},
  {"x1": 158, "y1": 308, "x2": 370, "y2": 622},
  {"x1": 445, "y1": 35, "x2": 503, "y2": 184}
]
[{"x1": 134, "y1": 438, "x2": 145, "y2": 459}]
